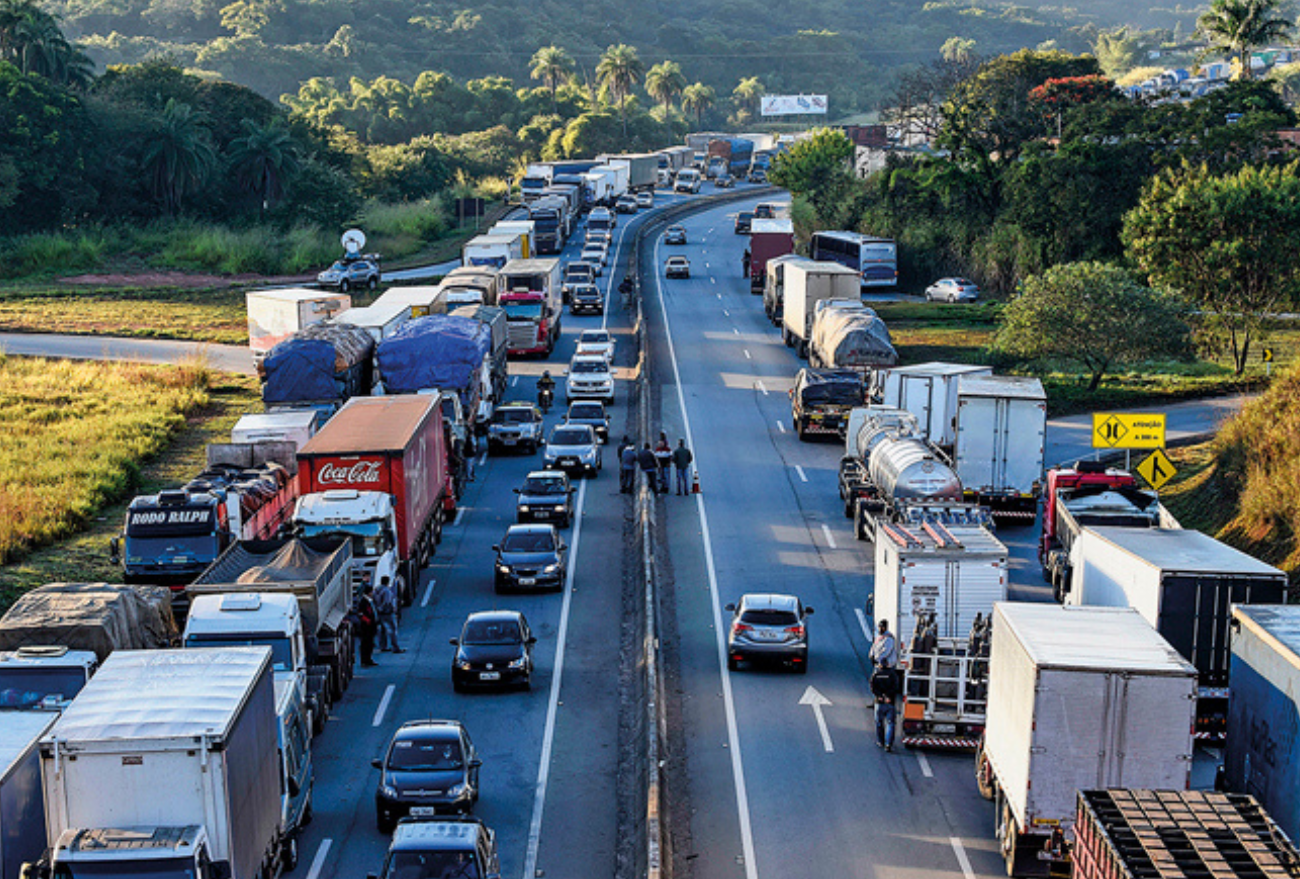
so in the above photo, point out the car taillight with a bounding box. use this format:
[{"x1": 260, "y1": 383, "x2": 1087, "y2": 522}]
[
  {"x1": 733, "y1": 622, "x2": 752, "y2": 634},
  {"x1": 786, "y1": 625, "x2": 805, "y2": 638}
]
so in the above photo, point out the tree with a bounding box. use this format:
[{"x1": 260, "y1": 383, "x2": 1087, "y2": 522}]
[
  {"x1": 1198, "y1": 0, "x2": 1294, "y2": 80},
  {"x1": 940, "y1": 37, "x2": 977, "y2": 65},
  {"x1": 141, "y1": 98, "x2": 217, "y2": 215},
  {"x1": 1093, "y1": 27, "x2": 1145, "y2": 78},
  {"x1": 767, "y1": 128, "x2": 853, "y2": 196},
  {"x1": 732, "y1": 76, "x2": 764, "y2": 117},
  {"x1": 644, "y1": 60, "x2": 686, "y2": 110},
  {"x1": 0, "y1": 0, "x2": 92, "y2": 87},
  {"x1": 529, "y1": 45, "x2": 574, "y2": 114},
  {"x1": 1124, "y1": 163, "x2": 1300, "y2": 374},
  {"x1": 993, "y1": 261, "x2": 1192, "y2": 391},
  {"x1": 228, "y1": 118, "x2": 300, "y2": 213},
  {"x1": 680, "y1": 81, "x2": 715, "y2": 126},
  {"x1": 596, "y1": 43, "x2": 644, "y2": 136}
]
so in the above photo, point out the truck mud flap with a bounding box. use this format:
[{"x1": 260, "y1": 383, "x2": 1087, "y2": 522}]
[{"x1": 902, "y1": 735, "x2": 981, "y2": 751}]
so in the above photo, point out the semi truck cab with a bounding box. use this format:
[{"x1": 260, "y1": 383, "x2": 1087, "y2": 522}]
[
  {"x1": 292, "y1": 490, "x2": 401, "y2": 601},
  {"x1": 112, "y1": 490, "x2": 226, "y2": 585},
  {"x1": 0, "y1": 647, "x2": 98, "y2": 711}
]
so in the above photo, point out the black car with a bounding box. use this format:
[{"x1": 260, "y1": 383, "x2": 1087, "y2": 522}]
[
  {"x1": 569, "y1": 283, "x2": 604, "y2": 316},
  {"x1": 564, "y1": 400, "x2": 609, "y2": 442},
  {"x1": 369, "y1": 816, "x2": 501, "y2": 879},
  {"x1": 748, "y1": 168, "x2": 768, "y2": 183},
  {"x1": 515, "y1": 470, "x2": 575, "y2": 526},
  {"x1": 714, "y1": 174, "x2": 735, "y2": 188},
  {"x1": 734, "y1": 211, "x2": 754, "y2": 234},
  {"x1": 373, "y1": 720, "x2": 481, "y2": 833},
  {"x1": 451, "y1": 610, "x2": 536, "y2": 692},
  {"x1": 493, "y1": 524, "x2": 567, "y2": 593},
  {"x1": 789, "y1": 368, "x2": 867, "y2": 441}
]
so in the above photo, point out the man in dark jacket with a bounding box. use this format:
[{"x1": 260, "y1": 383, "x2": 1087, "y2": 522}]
[
  {"x1": 637, "y1": 443, "x2": 658, "y2": 494},
  {"x1": 356, "y1": 584, "x2": 379, "y2": 667},
  {"x1": 619, "y1": 437, "x2": 638, "y2": 494},
  {"x1": 672, "y1": 439, "x2": 693, "y2": 495},
  {"x1": 871, "y1": 664, "x2": 899, "y2": 752}
]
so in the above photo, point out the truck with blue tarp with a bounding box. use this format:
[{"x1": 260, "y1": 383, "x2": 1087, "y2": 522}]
[
  {"x1": 259, "y1": 322, "x2": 374, "y2": 410},
  {"x1": 706, "y1": 137, "x2": 754, "y2": 178}
]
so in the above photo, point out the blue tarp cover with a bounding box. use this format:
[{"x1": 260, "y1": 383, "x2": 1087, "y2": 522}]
[
  {"x1": 262, "y1": 324, "x2": 374, "y2": 404},
  {"x1": 378, "y1": 315, "x2": 490, "y2": 396}
]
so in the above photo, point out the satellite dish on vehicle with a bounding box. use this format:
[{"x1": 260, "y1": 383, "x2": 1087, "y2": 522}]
[{"x1": 341, "y1": 229, "x2": 366, "y2": 254}]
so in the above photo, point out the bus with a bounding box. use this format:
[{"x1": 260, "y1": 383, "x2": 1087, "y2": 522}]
[{"x1": 809, "y1": 231, "x2": 898, "y2": 288}]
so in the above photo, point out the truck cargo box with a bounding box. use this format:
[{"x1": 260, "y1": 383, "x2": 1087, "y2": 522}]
[
  {"x1": 874, "y1": 362, "x2": 993, "y2": 449},
  {"x1": 983, "y1": 603, "x2": 1197, "y2": 874},
  {"x1": 245, "y1": 288, "x2": 350, "y2": 363},
  {"x1": 953, "y1": 374, "x2": 1046, "y2": 519},
  {"x1": 259, "y1": 322, "x2": 374, "y2": 406},
  {"x1": 1224, "y1": 605, "x2": 1300, "y2": 845},
  {"x1": 0, "y1": 583, "x2": 177, "y2": 661},
  {"x1": 781, "y1": 260, "x2": 859, "y2": 356}
]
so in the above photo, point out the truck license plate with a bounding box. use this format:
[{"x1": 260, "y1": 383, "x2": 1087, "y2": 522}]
[
  {"x1": 480, "y1": 672, "x2": 501, "y2": 681},
  {"x1": 518, "y1": 577, "x2": 536, "y2": 586},
  {"x1": 410, "y1": 807, "x2": 438, "y2": 817}
]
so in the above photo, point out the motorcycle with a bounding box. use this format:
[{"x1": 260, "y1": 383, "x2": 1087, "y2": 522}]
[{"x1": 538, "y1": 386, "x2": 554, "y2": 413}]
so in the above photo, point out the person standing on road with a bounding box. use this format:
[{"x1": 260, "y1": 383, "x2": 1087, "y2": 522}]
[
  {"x1": 637, "y1": 443, "x2": 658, "y2": 494},
  {"x1": 871, "y1": 662, "x2": 900, "y2": 752},
  {"x1": 742, "y1": 247, "x2": 751, "y2": 279},
  {"x1": 672, "y1": 439, "x2": 693, "y2": 495},
  {"x1": 375, "y1": 576, "x2": 404, "y2": 654},
  {"x1": 654, "y1": 433, "x2": 672, "y2": 495},
  {"x1": 356, "y1": 584, "x2": 379, "y2": 667},
  {"x1": 869, "y1": 618, "x2": 898, "y2": 669},
  {"x1": 619, "y1": 437, "x2": 637, "y2": 494}
]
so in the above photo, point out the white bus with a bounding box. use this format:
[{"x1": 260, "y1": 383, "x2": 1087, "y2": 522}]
[{"x1": 809, "y1": 231, "x2": 898, "y2": 288}]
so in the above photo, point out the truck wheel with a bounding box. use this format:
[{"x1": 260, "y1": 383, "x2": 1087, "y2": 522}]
[
  {"x1": 976, "y1": 745, "x2": 995, "y2": 801},
  {"x1": 282, "y1": 836, "x2": 299, "y2": 872},
  {"x1": 1000, "y1": 806, "x2": 1020, "y2": 877},
  {"x1": 844, "y1": 497, "x2": 854, "y2": 519},
  {"x1": 782, "y1": 327, "x2": 792, "y2": 347}
]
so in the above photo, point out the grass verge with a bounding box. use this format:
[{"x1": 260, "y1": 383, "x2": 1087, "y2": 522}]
[
  {"x1": 0, "y1": 287, "x2": 247, "y2": 345},
  {"x1": 0, "y1": 362, "x2": 260, "y2": 610}
]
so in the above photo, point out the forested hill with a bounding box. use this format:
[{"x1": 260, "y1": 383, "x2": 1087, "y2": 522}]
[{"x1": 53, "y1": 0, "x2": 1195, "y2": 109}]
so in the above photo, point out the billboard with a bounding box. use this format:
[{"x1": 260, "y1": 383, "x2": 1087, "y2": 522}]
[{"x1": 760, "y1": 94, "x2": 828, "y2": 116}]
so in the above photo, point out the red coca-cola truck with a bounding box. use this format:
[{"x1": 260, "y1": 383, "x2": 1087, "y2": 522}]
[{"x1": 293, "y1": 395, "x2": 449, "y2": 603}]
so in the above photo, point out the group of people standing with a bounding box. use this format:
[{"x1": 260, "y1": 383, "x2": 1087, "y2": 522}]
[
  {"x1": 352, "y1": 576, "x2": 406, "y2": 667},
  {"x1": 869, "y1": 618, "x2": 900, "y2": 752},
  {"x1": 617, "y1": 433, "x2": 694, "y2": 495}
]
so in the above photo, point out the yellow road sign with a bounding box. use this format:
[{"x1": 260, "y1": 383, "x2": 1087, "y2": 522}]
[
  {"x1": 1136, "y1": 448, "x2": 1176, "y2": 490},
  {"x1": 1091, "y1": 412, "x2": 1166, "y2": 449},
  {"x1": 1263, "y1": 347, "x2": 1275, "y2": 363}
]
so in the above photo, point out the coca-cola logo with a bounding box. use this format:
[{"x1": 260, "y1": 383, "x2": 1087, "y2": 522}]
[{"x1": 317, "y1": 461, "x2": 382, "y2": 484}]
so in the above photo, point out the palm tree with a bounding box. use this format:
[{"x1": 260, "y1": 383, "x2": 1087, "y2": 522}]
[
  {"x1": 681, "y1": 82, "x2": 716, "y2": 127},
  {"x1": 596, "y1": 43, "x2": 646, "y2": 135},
  {"x1": 142, "y1": 99, "x2": 217, "y2": 216},
  {"x1": 530, "y1": 45, "x2": 575, "y2": 114},
  {"x1": 1198, "y1": 0, "x2": 1294, "y2": 80},
  {"x1": 0, "y1": 0, "x2": 93, "y2": 86},
  {"x1": 228, "y1": 119, "x2": 301, "y2": 214},
  {"x1": 732, "y1": 76, "x2": 764, "y2": 117},
  {"x1": 645, "y1": 60, "x2": 687, "y2": 110}
]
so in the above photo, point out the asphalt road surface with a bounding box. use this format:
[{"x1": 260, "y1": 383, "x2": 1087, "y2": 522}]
[{"x1": 0, "y1": 331, "x2": 257, "y2": 375}]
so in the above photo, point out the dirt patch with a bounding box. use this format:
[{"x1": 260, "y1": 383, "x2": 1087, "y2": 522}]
[{"x1": 59, "y1": 271, "x2": 314, "y2": 290}]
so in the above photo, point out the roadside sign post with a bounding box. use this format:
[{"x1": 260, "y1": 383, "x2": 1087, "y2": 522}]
[
  {"x1": 1135, "y1": 448, "x2": 1176, "y2": 491},
  {"x1": 1091, "y1": 412, "x2": 1169, "y2": 482},
  {"x1": 1263, "y1": 347, "x2": 1274, "y2": 377}
]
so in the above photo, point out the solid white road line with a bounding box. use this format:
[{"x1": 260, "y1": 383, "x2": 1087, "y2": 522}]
[
  {"x1": 917, "y1": 751, "x2": 934, "y2": 778},
  {"x1": 511, "y1": 375, "x2": 519, "y2": 387},
  {"x1": 454, "y1": 508, "x2": 465, "y2": 527},
  {"x1": 776, "y1": 420, "x2": 786, "y2": 433},
  {"x1": 522, "y1": 478, "x2": 588, "y2": 879},
  {"x1": 304, "y1": 840, "x2": 332, "y2": 879},
  {"x1": 653, "y1": 231, "x2": 759, "y2": 879},
  {"x1": 821, "y1": 524, "x2": 836, "y2": 549},
  {"x1": 372, "y1": 684, "x2": 395, "y2": 728},
  {"x1": 421, "y1": 579, "x2": 436, "y2": 608},
  {"x1": 756, "y1": 380, "x2": 768, "y2": 395},
  {"x1": 794, "y1": 465, "x2": 808, "y2": 483},
  {"x1": 950, "y1": 838, "x2": 977, "y2": 879},
  {"x1": 854, "y1": 608, "x2": 873, "y2": 643}
]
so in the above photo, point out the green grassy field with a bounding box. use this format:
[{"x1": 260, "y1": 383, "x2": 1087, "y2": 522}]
[
  {"x1": 0, "y1": 287, "x2": 249, "y2": 344},
  {"x1": 0, "y1": 367, "x2": 260, "y2": 609}
]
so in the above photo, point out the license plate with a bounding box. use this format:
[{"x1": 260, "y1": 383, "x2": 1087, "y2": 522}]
[
  {"x1": 932, "y1": 723, "x2": 956, "y2": 734},
  {"x1": 518, "y1": 577, "x2": 536, "y2": 586},
  {"x1": 504, "y1": 438, "x2": 517, "y2": 445},
  {"x1": 561, "y1": 458, "x2": 577, "y2": 467},
  {"x1": 410, "y1": 807, "x2": 438, "y2": 817},
  {"x1": 534, "y1": 510, "x2": 549, "y2": 518},
  {"x1": 755, "y1": 630, "x2": 784, "y2": 641},
  {"x1": 480, "y1": 672, "x2": 501, "y2": 681}
]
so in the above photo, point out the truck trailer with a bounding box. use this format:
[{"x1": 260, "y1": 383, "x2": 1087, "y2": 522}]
[
  {"x1": 978, "y1": 603, "x2": 1198, "y2": 876},
  {"x1": 952, "y1": 374, "x2": 1046, "y2": 521},
  {"x1": 245, "y1": 289, "x2": 350, "y2": 366},
  {"x1": 0, "y1": 712, "x2": 56, "y2": 878},
  {"x1": 749, "y1": 219, "x2": 795, "y2": 294},
  {"x1": 1067, "y1": 525, "x2": 1287, "y2": 739},
  {"x1": 872, "y1": 362, "x2": 993, "y2": 451}
]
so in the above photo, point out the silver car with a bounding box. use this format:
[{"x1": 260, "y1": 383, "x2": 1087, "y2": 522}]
[
  {"x1": 724, "y1": 593, "x2": 813, "y2": 673},
  {"x1": 543, "y1": 424, "x2": 602, "y2": 476},
  {"x1": 925, "y1": 277, "x2": 980, "y2": 302}
]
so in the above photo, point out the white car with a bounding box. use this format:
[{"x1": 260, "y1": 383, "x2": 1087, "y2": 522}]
[
  {"x1": 664, "y1": 256, "x2": 690, "y2": 279},
  {"x1": 581, "y1": 245, "x2": 607, "y2": 270},
  {"x1": 575, "y1": 329, "x2": 616, "y2": 361},
  {"x1": 565, "y1": 354, "x2": 615, "y2": 404},
  {"x1": 543, "y1": 423, "x2": 602, "y2": 476},
  {"x1": 925, "y1": 277, "x2": 980, "y2": 302},
  {"x1": 635, "y1": 191, "x2": 654, "y2": 210}
]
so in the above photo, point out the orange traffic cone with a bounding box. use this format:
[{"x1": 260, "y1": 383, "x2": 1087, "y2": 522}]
[{"x1": 692, "y1": 470, "x2": 701, "y2": 494}]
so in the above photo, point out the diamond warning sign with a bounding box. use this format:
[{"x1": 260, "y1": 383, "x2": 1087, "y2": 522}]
[
  {"x1": 1136, "y1": 448, "x2": 1176, "y2": 490},
  {"x1": 1091, "y1": 413, "x2": 1166, "y2": 449}
]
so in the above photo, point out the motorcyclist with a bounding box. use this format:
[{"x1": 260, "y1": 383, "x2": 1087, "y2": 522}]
[
  {"x1": 618, "y1": 275, "x2": 634, "y2": 297},
  {"x1": 537, "y1": 370, "x2": 556, "y2": 412}
]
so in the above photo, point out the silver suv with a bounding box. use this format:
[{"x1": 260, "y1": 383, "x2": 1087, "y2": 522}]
[
  {"x1": 724, "y1": 593, "x2": 814, "y2": 673},
  {"x1": 486, "y1": 403, "x2": 544, "y2": 455}
]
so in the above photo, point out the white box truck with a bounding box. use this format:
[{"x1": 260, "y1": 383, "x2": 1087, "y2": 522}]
[
  {"x1": 31, "y1": 647, "x2": 287, "y2": 879},
  {"x1": 780, "y1": 261, "x2": 860, "y2": 358},
  {"x1": 979, "y1": 603, "x2": 1198, "y2": 875},
  {"x1": 873, "y1": 362, "x2": 993, "y2": 450},
  {"x1": 372, "y1": 285, "x2": 446, "y2": 318},
  {"x1": 462, "y1": 233, "x2": 524, "y2": 269},
  {"x1": 0, "y1": 712, "x2": 56, "y2": 879},
  {"x1": 1067, "y1": 525, "x2": 1286, "y2": 739},
  {"x1": 953, "y1": 374, "x2": 1046, "y2": 520},
  {"x1": 489, "y1": 221, "x2": 534, "y2": 259},
  {"x1": 335, "y1": 299, "x2": 411, "y2": 347},
  {"x1": 230, "y1": 409, "x2": 323, "y2": 455},
  {"x1": 245, "y1": 288, "x2": 350, "y2": 365}
]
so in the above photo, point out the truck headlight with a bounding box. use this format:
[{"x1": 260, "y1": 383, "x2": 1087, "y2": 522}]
[
  {"x1": 519, "y1": 505, "x2": 531, "y2": 513},
  {"x1": 380, "y1": 784, "x2": 398, "y2": 799}
]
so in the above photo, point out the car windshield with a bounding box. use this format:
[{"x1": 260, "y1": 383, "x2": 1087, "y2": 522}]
[
  {"x1": 566, "y1": 266, "x2": 593, "y2": 278},
  {"x1": 184, "y1": 634, "x2": 294, "y2": 671},
  {"x1": 573, "y1": 287, "x2": 599, "y2": 298},
  {"x1": 463, "y1": 619, "x2": 523, "y2": 645},
  {"x1": 741, "y1": 609, "x2": 799, "y2": 627},
  {"x1": 570, "y1": 360, "x2": 606, "y2": 374},
  {"x1": 383, "y1": 851, "x2": 480, "y2": 879},
  {"x1": 569, "y1": 404, "x2": 603, "y2": 419},
  {"x1": 581, "y1": 332, "x2": 609, "y2": 343},
  {"x1": 550, "y1": 427, "x2": 591, "y2": 445},
  {"x1": 522, "y1": 476, "x2": 566, "y2": 495},
  {"x1": 502, "y1": 530, "x2": 556, "y2": 552},
  {"x1": 954, "y1": 278, "x2": 973, "y2": 286},
  {"x1": 388, "y1": 735, "x2": 463, "y2": 770},
  {"x1": 739, "y1": 212, "x2": 753, "y2": 221},
  {"x1": 496, "y1": 408, "x2": 536, "y2": 424},
  {"x1": 502, "y1": 302, "x2": 544, "y2": 320}
]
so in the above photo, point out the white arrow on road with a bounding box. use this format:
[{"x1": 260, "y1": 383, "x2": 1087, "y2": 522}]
[{"x1": 799, "y1": 686, "x2": 834, "y2": 752}]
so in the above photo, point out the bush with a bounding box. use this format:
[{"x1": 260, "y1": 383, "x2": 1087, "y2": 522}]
[{"x1": 7, "y1": 232, "x2": 106, "y2": 276}]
